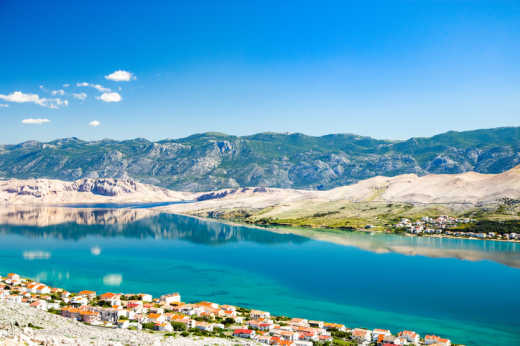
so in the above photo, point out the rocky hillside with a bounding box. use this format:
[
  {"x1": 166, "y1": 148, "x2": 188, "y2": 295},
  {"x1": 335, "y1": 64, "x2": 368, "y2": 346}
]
[
  {"x1": 0, "y1": 301, "x2": 244, "y2": 345},
  {"x1": 0, "y1": 127, "x2": 519, "y2": 191},
  {"x1": 0, "y1": 178, "x2": 193, "y2": 204}
]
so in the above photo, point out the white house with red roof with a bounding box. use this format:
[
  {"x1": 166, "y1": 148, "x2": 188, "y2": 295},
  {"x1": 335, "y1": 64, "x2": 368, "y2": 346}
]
[
  {"x1": 425, "y1": 335, "x2": 451, "y2": 346},
  {"x1": 234, "y1": 328, "x2": 255, "y2": 338},
  {"x1": 351, "y1": 328, "x2": 372, "y2": 343},
  {"x1": 99, "y1": 292, "x2": 121, "y2": 305},
  {"x1": 398, "y1": 330, "x2": 420, "y2": 344}
]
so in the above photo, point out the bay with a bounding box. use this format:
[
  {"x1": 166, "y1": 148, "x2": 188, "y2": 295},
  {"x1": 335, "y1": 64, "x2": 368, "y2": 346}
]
[{"x1": 0, "y1": 207, "x2": 519, "y2": 346}]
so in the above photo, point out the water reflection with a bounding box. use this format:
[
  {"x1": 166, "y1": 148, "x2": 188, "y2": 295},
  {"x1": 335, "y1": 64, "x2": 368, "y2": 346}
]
[
  {"x1": 268, "y1": 226, "x2": 520, "y2": 268},
  {"x1": 0, "y1": 206, "x2": 308, "y2": 245},
  {"x1": 0, "y1": 205, "x2": 155, "y2": 226},
  {"x1": 22, "y1": 250, "x2": 51, "y2": 260},
  {"x1": 103, "y1": 273, "x2": 123, "y2": 286},
  {"x1": 1, "y1": 206, "x2": 519, "y2": 268}
]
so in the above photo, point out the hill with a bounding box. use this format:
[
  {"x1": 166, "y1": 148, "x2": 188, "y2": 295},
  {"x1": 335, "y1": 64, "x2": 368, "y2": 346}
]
[
  {"x1": 159, "y1": 165, "x2": 520, "y2": 229},
  {"x1": 0, "y1": 127, "x2": 519, "y2": 191}
]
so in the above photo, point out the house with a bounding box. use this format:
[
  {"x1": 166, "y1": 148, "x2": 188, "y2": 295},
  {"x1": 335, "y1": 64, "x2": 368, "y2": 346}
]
[
  {"x1": 96, "y1": 307, "x2": 121, "y2": 323},
  {"x1": 398, "y1": 330, "x2": 419, "y2": 344},
  {"x1": 308, "y1": 320, "x2": 324, "y2": 329},
  {"x1": 220, "y1": 304, "x2": 236, "y2": 311},
  {"x1": 7, "y1": 295, "x2": 22, "y2": 303},
  {"x1": 257, "y1": 335, "x2": 271, "y2": 344},
  {"x1": 78, "y1": 290, "x2": 96, "y2": 299},
  {"x1": 7, "y1": 273, "x2": 20, "y2": 282},
  {"x1": 195, "y1": 321, "x2": 214, "y2": 332},
  {"x1": 351, "y1": 328, "x2": 372, "y2": 343},
  {"x1": 139, "y1": 293, "x2": 153, "y2": 302},
  {"x1": 30, "y1": 300, "x2": 48, "y2": 311},
  {"x1": 234, "y1": 328, "x2": 255, "y2": 338},
  {"x1": 196, "y1": 301, "x2": 219, "y2": 309},
  {"x1": 323, "y1": 322, "x2": 346, "y2": 332},
  {"x1": 160, "y1": 293, "x2": 180, "y2": 305},
  {"x1": 155, "y1": 322, "x2": 173, "y2": 332},
  {"x1": 118, "y1": 319, "x2": 130, "y2": 329},
  {"x1": 70, "y1": 296, "x2": 88, "y2": 306},
  {"x1": 318, "y1": 335, "x2": 332, "y2": 342},
  {"x1": 126, "y1": 300, "x2": 143, "y2": 310},
  {"x1": 80, "y1": 310, "x2": 100, "y2": 324},
  {"x1": 147, "y1": 313, "x2": 165, "y2": 323},
  {"x1": 222, "y1": 309, "x2": 237, "y2": 318},
  {"x1": 294, "y1": 341, "x2": 313, "y2": 346},
  {"x1": 274, "y1": 330, "x2": 298, "y2": 341},
  {"x1": 290, "y1": 318, "x2": 308, "y2": 326},
  {"x1": 425, "y1": 335, "x2": 451, "y2": 346},
  {"x1": 61, "y1": 306, "x2": 82, "y2": 320},
  {"x1": 381, "y1": 335, "x2": 404, "y2": 345},
  {"x1": 26, "y1": 282, "x2": 39, "y2": 293},
  {"x1": 99, "y1": 292, "x2": 121, "y2": 305},
  {"x1": 372, "y1": 329, "x2": 391, "y2": 341},
  {"x1": 250, "y1": 309, "x2": 271, "y2": 319},
  {"x1": 168, "y1": 314, "x2": 193, "y2": 328},
  {"x1": 298, "y1": 332, "x2": 317, "y2": 342}
]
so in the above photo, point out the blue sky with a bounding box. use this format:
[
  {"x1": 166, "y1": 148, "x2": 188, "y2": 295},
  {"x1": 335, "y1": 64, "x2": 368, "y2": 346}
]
[{"x1": 1, "y1": 1, "x2": 519, "y2": 144}]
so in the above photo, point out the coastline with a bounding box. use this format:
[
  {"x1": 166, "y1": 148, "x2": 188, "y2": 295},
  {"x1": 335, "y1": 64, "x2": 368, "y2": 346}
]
[
  {"x1": 155, "y1": 210, "x2": 520, "y2": 244},
  {"x1": 0, "y1": 273, "x2": 456, "y2": 346}
]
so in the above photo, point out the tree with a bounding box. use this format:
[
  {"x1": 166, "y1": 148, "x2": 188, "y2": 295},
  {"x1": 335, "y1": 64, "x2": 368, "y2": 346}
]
[{"x1": 171, "y1": 322, "x2": 186, "y2": 331}]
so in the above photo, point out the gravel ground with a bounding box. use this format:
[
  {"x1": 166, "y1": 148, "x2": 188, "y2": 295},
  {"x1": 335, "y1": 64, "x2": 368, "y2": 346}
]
[{"x1": 0, "y1": 301, "x2": 256, "y2": 345}]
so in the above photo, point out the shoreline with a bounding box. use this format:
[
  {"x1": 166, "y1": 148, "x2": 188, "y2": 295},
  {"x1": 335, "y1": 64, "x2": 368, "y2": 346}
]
[
  {"x1": 162, "y1": 212, "x2": 520, "y2": 244},
  {"x1": 0, "y1": 272, "x2": 456, "y2": 346}
]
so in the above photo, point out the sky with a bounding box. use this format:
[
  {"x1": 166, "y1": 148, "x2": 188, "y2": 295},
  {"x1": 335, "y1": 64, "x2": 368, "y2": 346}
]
[{"x1": 1, "y1": 0, "x2": 519, "y2": 144}]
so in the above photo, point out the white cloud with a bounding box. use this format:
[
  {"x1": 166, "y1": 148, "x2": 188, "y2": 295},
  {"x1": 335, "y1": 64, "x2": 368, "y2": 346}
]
[
  {"x1": 97, "y1": 92, "x2": 122, "y2": 102},
  {"x1": 76, "y1": 82, "x2": 111, "y2": 92},
  {"x1": 0, "y1": 104, "x2": 8, "y2": 108},
  {"x1": 105, "y1": 70, "x2": 135, "y2": 82},
  {"x1": 72, "y1": 92, "x2": 87, "y2": 101},
  {"x1": 22, "y1": 118, "x2": 50, "y2": 125},
  {"x1": 0, "y1": 91, "x2": 67, "y2": 109},
  {"x1": 51, "y1": 89, "x2": 65, "y2": 96},
  {"x1": 92, "y1": 84, "x2": 111, "y2": 92},
  {"x1": 89, "y1": 120, "x2": 101, "y2": 127},
  {"x1": 0, "y1": 91, "x2": 44, "y2": 105},
  {"x1": 47, "y1": 98, "x2": 68, "y2": 109},
  {"x1": 63, "y1": 83, "x2": 70, "y2": 88}
]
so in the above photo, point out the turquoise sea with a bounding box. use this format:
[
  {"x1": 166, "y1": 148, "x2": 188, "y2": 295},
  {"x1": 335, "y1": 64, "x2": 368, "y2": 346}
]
[{"x1": 0, "y1": 207, "x2": 519, "y2": 346}]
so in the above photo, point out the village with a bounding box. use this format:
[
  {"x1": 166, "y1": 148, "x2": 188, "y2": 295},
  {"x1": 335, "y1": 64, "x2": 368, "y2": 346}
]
[
  {"x1": 0, "y1": 272, "x2": 455, "y2": 346},
  {"x1": 392, "y1": 216, "x2": 520, "y2": 241}
]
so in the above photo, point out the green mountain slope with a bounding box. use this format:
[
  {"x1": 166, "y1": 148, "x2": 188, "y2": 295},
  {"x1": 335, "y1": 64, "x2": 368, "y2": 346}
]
[{"x1": 0, "y1": 127, "x2": 519, "y2": 191}]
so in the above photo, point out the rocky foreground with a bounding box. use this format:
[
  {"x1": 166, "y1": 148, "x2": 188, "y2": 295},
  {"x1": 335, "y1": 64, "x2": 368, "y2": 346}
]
[{"x1": 0, "y1": 301, "x2": 252, "y2": 345}]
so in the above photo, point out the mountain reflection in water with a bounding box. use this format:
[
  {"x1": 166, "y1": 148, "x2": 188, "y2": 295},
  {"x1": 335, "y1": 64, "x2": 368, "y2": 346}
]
[
  {"x1": 0, "y1": 206, "x2": 308, "y2": 245},
  {"x1": 0, "y1": 206, "x2": 519, "y2": 268}
]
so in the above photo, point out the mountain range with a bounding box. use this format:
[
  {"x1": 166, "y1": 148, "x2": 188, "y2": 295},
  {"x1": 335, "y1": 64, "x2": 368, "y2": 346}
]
[{"x1": 1, "y1": 126, "x2": 519, "y2": 191}]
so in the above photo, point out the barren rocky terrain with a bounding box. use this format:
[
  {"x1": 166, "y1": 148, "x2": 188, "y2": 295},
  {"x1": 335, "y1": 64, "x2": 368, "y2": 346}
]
[
  {"x1": 0, "y1": 301, "x2": 253, "y2": 346},
  {"x1": 0, "y1": 177, "x2": 193, "y2": 205}
]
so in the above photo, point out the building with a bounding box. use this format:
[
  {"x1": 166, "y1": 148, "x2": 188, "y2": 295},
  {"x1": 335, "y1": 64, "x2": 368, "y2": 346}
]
[
  {"x1": 234, "y1": 328, "x2": 255, "y2": 338},
  {"x1": 160, "y1": 293, "x2": 181, "y2": 305}
]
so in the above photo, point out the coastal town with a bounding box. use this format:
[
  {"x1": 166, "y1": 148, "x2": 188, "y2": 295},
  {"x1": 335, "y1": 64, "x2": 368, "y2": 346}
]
[
  {"x1": 391, "y1": 216, "x2": 520, "y2": 241},
  {"x1": 0, "y1": 272, "x2": 455, "y2": 346}
]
